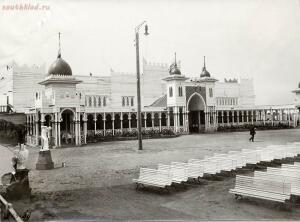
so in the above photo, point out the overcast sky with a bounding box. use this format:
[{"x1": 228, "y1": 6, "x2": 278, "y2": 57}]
[{"x1": 0, "y1": 0, "x2": 300, "y2": 105}]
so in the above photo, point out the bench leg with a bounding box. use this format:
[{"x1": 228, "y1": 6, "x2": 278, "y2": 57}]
[
  {"x1": 234, "y1": 194, "x2": 243, "y2": 200},
  {"x1": 165, "y1": 186, "x2": 170, "y2": 194},
  {"x1": 197, "y1": 177, "x2": 202, "y2": 184},
  {"x1": 135, "y1": 183, "x2": 140, "y2": 190},
  {"x1": 230, "y1": 171, "x2": 236, "y2": 177}
]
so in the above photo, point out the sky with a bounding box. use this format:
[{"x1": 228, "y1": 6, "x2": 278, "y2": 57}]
[{"x1": 0, "y1": 0, "x2": 300, "y2": 105}]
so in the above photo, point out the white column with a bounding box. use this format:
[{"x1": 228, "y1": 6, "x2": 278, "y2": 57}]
[
  {"x1": 94, "y1": 113, "x2": 97, "y2": 133},
  {"x1": 35, "y1": 115, "x2": 39, "y2": 145},
  {"x1": 167, "y1": 110, "x2": 170, "y2": 127},
  {"x1": 112, "y1": 114, "x2": 115, "y2": 135},
  {"x1": 186, "y1": 110, "x2": 190, "y2": 133},
  {"x1": 103, "y1": 114, "x2": 106, "y2": 136},
  {"x1": 75, "y1": 116, "x2": 78, "y2": 146},
  {"x1": 159, "y1": 112, "x2": 162, "y2": 132},
  {"x1": 83, "y1": 114, "x2": 87, "y2": 144},
  {"x1": 58, "y1": 116, "x2": 61, "y2": 147},
  {"x1": 144, "y1": 112, "x2": 147, "y2": 129},
  {"x1": 120, "y1": 113, "x2": 123, "y2": 132},
  {"x1": 128, "y1": 114, "x2": 131, "y2": 131},
  {"x1": 151, "y1": 112, "x2": 154, "y2": 129},
  {"x1": 227, "y1": 111, "x2": 230, "y2": 126}
]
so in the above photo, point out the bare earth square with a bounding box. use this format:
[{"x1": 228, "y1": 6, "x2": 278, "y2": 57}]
[{"x1": 3, "y1": 128, "x2": 300, "y2": 221}]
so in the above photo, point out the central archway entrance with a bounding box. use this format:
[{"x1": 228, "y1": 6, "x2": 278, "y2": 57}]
[
  {"x1": 60, "y1": 109, "x2": 75, "y2": 145},
  {"x1": 188, "y1": 93, "x2": 206, "y2": 133}
]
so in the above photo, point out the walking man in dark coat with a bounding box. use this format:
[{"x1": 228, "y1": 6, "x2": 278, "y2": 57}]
[{"x1": 249, "y1": 125, "x2": 256, "y2": 142}]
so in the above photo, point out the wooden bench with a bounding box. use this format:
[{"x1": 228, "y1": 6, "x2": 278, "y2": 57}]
[
  {"x1": 256, "y1": 148, "x2": 274, "y2": 162},
  {"x1": 228, "y1": 151, "x2": 247, "y2": 168},
  {"x1": 213, "y1": 153, "x2": 237, "y2": 171},
  {"x1": 267, "y1": 167, "x2": 300, "y2": 179},
  {"x1": 285, "y1": 144, "x2": 300, "y2": 157},
  {"x1": 254, "y1": 171, "x2": 300, "y2": 196},
  {"x1": 189, "y1": 159, "x2": 218, "y2": 175},
  {"x1": 229, "y1": 175, "x2": 291, "y2": 203},
  {"x1": 281, "y1": 164, "x2": 300, "y2": 171},
  {"x1": 133, "y1": 168, "x2": 171, "y2": 190},
  {"x1": 241, "y1": 149, "x2": 260, "y2": 165},
  {"x1": 204, "y1": 156, "x2": 222, "y2": 174},
  {"x1": 0, "y1": 195, "x2": 23, "y2": 222},
  {"x1": 266, "y1": 145, "x2": 286, "y2": 160},
  {"x1": 170, "y1": 162, "x2": 189, "y2": 184},
  {"x1": 186, "y1": 160, "x2": 204, "y2": 182}
]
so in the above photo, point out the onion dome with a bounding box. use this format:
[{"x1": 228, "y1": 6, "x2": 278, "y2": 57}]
[
  {"x1": 169, "y1": 52, "x2": 181, "y2": 75},
  {"x1": 200, "y1": 56, "x2": 211, "y2": 78},
  {"x1": 48, "y1": 55, "x2": 72, "y2": 76},
  {"x1": 48, "y1": 32, "x2": 72, "y2": 76}
]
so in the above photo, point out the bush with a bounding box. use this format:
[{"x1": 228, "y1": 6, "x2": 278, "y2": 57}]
[
  {"x1": 0, "y1": 119, "x2": 25, "y2": 144},
  {"x1": 217, "y1": 122, "x2": 294, "y2": 132}
]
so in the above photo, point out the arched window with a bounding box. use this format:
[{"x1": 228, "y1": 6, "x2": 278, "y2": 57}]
[
  {"x1": 96, "y1": 114, "x2": 103, "y2": 130},
  {"x1": 169, "y1": 87, "x2": 173, "y2": 97},
  {"x1": 209, "y1": 88, "x2": 213, "y2": 97},
  {"x1": 87, "y1": 114, "x2": 94, "y2": 130},
  {"x1": 89, "y1": 97, "x2": 92, "y2": 107},
  {"x1": 98, "y1": 97, "x2": 101, "y2": 107},
  {"x1": 126, "y1": 97, "x2": 129, "y2": 106},
  {"x1": 178, "y1": 86, "x2": 183, "y2": 97},
  {"x1": 123, "y1": 114, "x2": 129, "y2": 128},
  {"x1": 103, "y1": 97, "x2": 106, "y2": 106},
  {"x1": 105, "y1": 114, "x2": 112, "y2": 129},
  {"x1": 146, "y1": 113, "x2": 152, "y2": 127},
  {"x1": 94, "y1": 97, "x2": 97, "y2": 107},
  {"x1": 122, "y1": 97, "x2": 125, "y2": 107},
  {"x1": 131, "y1": 113, "x2": 137, "y2": 128},
  {"x1": 161, "y1": 113, "x2": 167, "y2": 126},
  {"x1": 131, "y1": 97, "x2": 134, "y2": 106},
  {"x1": 169, "y1": 108, "x2": 174, "y2": 126},
  {"x1": 114, "y1": 114, "x2": 121, "y2": 129},
  {"x1": 179, "y1": 107, "x2": 183, "y2": 126},
  {"x1": 154, "y1": 113, "x2": 159, "y2": 126}
]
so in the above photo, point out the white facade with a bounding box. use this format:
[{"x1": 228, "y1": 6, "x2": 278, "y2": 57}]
[{"x1": 0, "y1": 55, "x2": 298, "y2": 148}]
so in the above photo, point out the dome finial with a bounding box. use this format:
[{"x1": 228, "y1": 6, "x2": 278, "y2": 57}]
[
  {"x1": 57, "y1": 32, "x2": 61, "y2": 58},
  {"x1": 169, "y1": 52, "x2": 181, "y2": 75},
  {"x1": 200, "y1": 55, "x2": 211, "y2": 78}
]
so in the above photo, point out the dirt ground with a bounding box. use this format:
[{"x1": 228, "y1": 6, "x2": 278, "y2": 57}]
[{"x1": 2, "y1": 128, "x2": 300, "y2": 221}]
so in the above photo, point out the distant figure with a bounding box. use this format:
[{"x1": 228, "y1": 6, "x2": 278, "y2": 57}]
[
  {"x1": 17, "y1": 126, "x2": 26, "y2": 148},
  {"x1": 12, "y1": 144, "x2": 29, "y2": 171},
  {"x1": 249, "y1": 125, "x2": 256, "y2": 142}
]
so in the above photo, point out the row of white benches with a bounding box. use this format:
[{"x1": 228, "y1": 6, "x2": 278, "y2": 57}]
[
  {"x1": 229, "y1": 162, "x2": 300, "y2": 203},
  {"x1": 133, "y1": 142, "x2": 300, "y2": 191}
]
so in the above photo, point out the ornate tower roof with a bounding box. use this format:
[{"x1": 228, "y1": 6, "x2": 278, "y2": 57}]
[
  {"x1": 200, "y1": 56, "x2": 211, "y2": 78},
  {"x1": 169, "y1": 53, "x2": 181, "y2": 75},
  {"x1": 48, "y1": 32, "x2": 72, "y2": 76}
]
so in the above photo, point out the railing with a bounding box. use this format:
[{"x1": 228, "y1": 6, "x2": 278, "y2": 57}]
[{"x1": 0, "y1": 195, "x2": 23, "y2": 222}]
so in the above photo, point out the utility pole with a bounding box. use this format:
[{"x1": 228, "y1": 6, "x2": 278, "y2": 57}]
[{"x1": 135, "y1": 21, "x2": 149, "y2": 151}]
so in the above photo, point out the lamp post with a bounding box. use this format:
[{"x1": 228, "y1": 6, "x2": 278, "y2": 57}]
[{"x1": 135, "y1": 21, "x2": 149, "y2": 151}]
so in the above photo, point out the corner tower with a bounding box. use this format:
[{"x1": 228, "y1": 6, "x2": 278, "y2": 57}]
[{"x1": 163, "y1": 53, "x2": 189, "y2": 133}]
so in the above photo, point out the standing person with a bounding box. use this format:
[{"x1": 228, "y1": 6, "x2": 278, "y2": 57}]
[
  {"x1": 249, "y1": 125, "x2": 256, "y2": 142},
  {"x1": 17, "y1": 126, "x2": 27, "y2": 148}
]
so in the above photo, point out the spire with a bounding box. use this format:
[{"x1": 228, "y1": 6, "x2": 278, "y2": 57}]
[
  {"x1": 200, "y1": 56, "x2": 211, "y2": 78},
  {"x1": 169, "y1": 52, "x2": 181, "y2": 75},
  {"x1": 57, "y1": 32, "x2": 61, "y2": 58}
]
